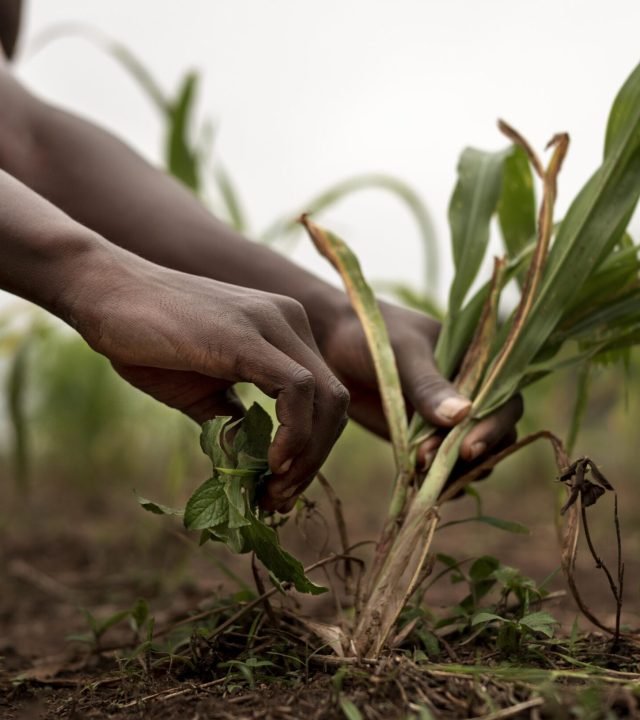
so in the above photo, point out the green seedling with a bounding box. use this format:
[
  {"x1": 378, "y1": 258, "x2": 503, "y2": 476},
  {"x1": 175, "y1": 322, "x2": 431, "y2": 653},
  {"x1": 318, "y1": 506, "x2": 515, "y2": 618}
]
[
  {"x1": 68, "y1": 598, "x2": 153, "y2": 652},
  {"x1": 471, "y1": 610, "x2": 559, "y2": 656},
  {"x1": 139, "y1": 403, "x2": 325, "y2": 595}
]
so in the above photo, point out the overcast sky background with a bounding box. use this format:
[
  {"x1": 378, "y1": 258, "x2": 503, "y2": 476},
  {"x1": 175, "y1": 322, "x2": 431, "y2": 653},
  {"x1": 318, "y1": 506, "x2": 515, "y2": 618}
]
[{"x1": 8, "y1": 0, "x2": 640, "y2": 304}]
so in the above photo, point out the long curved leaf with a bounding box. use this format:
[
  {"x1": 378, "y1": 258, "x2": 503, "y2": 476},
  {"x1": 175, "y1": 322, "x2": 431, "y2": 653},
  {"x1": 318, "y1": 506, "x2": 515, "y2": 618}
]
[
  {"x1": 437, "y1": 147, "x2": 509, "y2": 365},
  {"x1": 447, "y1": 147, "x2": 510, "y2": 317},
  {"x1": 498, "y1": 145, "x2": 536, "y2": 282},
  {"x1": 479, "y1": 62, "x2": 640, "y2": 415},
  {"x1": 167, "y1": 72, "x2": 201, "y2": 192},
  {"x1": 301, "y1": 217, "x2": 411, "y2": 478}
]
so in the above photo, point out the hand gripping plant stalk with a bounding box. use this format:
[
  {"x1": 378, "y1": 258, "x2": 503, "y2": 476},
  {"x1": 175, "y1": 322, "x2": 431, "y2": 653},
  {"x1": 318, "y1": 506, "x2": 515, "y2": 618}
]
[{"x1": 302, "y1": 61, "x2": 640, "y2": 657}]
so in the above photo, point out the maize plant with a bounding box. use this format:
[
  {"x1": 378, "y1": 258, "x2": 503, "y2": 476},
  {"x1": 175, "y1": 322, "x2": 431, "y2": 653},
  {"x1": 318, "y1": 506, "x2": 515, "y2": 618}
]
[{"x1": 302, "y1": 59, "x2": 640, "y2": 657}]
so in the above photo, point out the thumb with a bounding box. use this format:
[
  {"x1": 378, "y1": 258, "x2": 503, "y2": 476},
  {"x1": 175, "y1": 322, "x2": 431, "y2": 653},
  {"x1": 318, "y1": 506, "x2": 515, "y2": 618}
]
[{"x1": 395, "y1": 349, "x2": 471, "y2": 428}]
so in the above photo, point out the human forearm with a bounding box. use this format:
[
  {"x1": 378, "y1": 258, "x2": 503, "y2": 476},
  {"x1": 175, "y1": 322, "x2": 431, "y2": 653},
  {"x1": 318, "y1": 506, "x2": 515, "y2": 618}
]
[
  {"x1": 0, "y1": 169, "x2": 103, "y2": 319},
  {"x1": 0, "y1": 68, "x2": 346, "y2": 347}
]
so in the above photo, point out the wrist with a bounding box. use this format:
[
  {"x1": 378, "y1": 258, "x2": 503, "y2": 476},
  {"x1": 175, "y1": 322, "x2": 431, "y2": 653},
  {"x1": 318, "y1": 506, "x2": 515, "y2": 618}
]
[
  {"x1": 47, "y1": 229, "x2": 129, "y2": 332},
  {"x1": 301, "y1": 282, "x2": 352, "y2": 353}
]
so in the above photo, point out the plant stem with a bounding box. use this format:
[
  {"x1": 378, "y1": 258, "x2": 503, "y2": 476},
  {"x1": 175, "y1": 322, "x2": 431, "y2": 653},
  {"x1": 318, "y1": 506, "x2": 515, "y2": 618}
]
[{"x1": 353, "y1": 420, "x2": 470, "y2": 657}]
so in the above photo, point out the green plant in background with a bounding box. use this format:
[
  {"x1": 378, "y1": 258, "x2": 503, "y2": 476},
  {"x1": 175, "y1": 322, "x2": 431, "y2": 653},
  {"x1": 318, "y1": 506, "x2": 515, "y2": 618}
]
[{"x1": 471, "y1": 609, "x2": 558, "y2": 656}]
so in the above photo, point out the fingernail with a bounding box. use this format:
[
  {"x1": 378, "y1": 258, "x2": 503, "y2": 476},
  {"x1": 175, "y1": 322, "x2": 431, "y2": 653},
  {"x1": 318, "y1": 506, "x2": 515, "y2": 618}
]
[
  {"x1": 275, "y1": 458, "x2": 293, "y2": 474},
  {"x1": 435, "y1": 396, "x2": 471, "y2": 423},
  {"x1": 418, "y1": 436, "x2": 441, "y2": 468},
  {"x1": 469, "y1": 441, "x2": 487, "y2": 461},
  {"x1": 420, "y1": 436, "x2": 442, "y2": 454},
  {"x1": 419, "y1": 451, "x2": 436, "y2": 472}
]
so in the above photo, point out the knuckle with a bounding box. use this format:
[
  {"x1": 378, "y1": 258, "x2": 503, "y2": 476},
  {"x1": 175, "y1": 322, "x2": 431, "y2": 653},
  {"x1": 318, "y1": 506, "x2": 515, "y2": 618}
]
[
  {"x1": 279, "y1": 297, "x2": 310, "y2": 327},
  {"x1": 287, "y1": 363, "x2": 315, "y2": 395},
  {"x1": 328, "y1": 376, "x2": 350, "y2": 411}
]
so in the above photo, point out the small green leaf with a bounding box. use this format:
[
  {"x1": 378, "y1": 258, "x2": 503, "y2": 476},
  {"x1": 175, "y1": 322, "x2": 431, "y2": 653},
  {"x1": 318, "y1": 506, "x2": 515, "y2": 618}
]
[
  {"x1": 519, "y1": 611, "x2": 559, "y2": 637},
  {"x1": 95, "y1": 610, "x2": 131, "y2": 637},
  {"x1": 136, "y1": 493, "x2": 183, "y2": 516},
  {"x1": 469, "y1": 556, "x2": 500, "y2": 582},
  {"x1": 339, "y1": 698, "x2": 363, "y2": 720},
  {"x1": 130, "y1": 598, "x2": 149, "y2": 631},
  {"x1": 224, "y1": 478, "x2": 251, "y2": 529},
  {"x1": 475, "y1": 516, "x2": 530, "y2": 534},
  {"x1": 233, "y1": 402, "x2": 273, "y2": 462},
  {"x1": 243, "y1": 512, "x2": 326, "y2": 595},
  {"x1": 471, "y1": 611, "x2": 506, "y2": 626},
  {"x1": 183, "y1": 477, "x2": 228, "y2": 530},
  {"x1": 200, "y1": 416, "x2": 235, "y2": 468}
]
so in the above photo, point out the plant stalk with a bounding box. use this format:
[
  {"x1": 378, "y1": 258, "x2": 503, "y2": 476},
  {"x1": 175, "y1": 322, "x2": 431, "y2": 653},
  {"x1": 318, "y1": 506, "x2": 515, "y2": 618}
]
[{"x1": 353, "y1": 420, "x2": 470, "y2": 657}]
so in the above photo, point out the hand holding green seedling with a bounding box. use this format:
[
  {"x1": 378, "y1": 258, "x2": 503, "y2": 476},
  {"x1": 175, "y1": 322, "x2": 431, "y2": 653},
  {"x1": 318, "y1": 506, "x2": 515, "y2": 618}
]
[{"x1": 140, "y1": 403, "x2": 325, "y2": 594}]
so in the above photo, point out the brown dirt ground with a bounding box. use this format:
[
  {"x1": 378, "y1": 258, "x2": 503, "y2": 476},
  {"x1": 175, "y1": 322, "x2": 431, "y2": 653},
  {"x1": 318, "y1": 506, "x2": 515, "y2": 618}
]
[{"x1": 1, "y1": 438, "x2": 639, "y2": 719}]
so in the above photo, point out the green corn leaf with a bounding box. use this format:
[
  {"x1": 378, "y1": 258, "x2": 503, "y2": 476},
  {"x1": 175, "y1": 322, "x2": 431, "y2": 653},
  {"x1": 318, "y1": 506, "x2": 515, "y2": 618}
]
[
  {"x1": 436, "y1": 146, "x2": 511, "y2": 368},
  {"x1": 558, "y1": 240, "x2": 640, "y2": 327},
  {"x1": 302, "y1": 217, "x2": 411, "y2": 478},
  {"x1": 435, "y1": 240, "x2": 535, "y2": 378},
  {"x1": 447, "y1": 147, "x2": 510, "y2": 318},
  {"x1": 560, "y1": 288, "x2": 640, "y2": 342},
  {"x1": 479, "y1": 62, "x2": 640, "y2": 416},
  {"x1": 166, "y1": 72, "x2": 201, "y2": 192},
  {"x1": 498, "y1": 145, "x2": 537, "y2": 276}
]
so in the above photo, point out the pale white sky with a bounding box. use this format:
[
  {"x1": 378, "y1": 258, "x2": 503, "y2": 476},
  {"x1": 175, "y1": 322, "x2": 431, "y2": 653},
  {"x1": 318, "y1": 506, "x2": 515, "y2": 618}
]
[{"x1": 7, "y1": 0, "x2": 640, "y2": 303}]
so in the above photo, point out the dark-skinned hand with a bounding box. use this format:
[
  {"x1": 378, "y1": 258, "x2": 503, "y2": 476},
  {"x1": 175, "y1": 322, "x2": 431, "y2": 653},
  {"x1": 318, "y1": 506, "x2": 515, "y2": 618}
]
[
  {"x1": 65, "y1": 244, "x2": 350, "y2": 513},
  {"x1": 318, "y1": 299, "x2": 523, "y2": 478},
  {"x1": 67, "y1": 246, "x2": 521, "y2": 514}
]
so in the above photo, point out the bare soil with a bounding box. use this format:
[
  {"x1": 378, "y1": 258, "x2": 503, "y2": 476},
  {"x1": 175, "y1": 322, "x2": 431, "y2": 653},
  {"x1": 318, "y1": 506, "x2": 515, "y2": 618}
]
[{"x1": 1, "y1": 449, "x2": 639, "y2": 719}]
